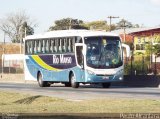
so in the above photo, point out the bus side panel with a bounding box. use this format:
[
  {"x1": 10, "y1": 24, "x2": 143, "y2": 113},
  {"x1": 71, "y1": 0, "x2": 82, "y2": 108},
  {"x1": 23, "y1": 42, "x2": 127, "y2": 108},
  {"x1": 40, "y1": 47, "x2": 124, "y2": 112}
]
[
  {"x1": 58, "y1": 70, "x2": 70, "y2": 82},
  {"x1": 25, "y1": 54, "x2": 79, "y2": 82},
  {"x1": 41, "y1": 67, "x2": 85, "y2": 82},
  {"x1": 41, "y1": 70, "x2": 58, "y2": 81},
  {"x1": 42, "y1": 69, "x2": 71, "y2": 82}
]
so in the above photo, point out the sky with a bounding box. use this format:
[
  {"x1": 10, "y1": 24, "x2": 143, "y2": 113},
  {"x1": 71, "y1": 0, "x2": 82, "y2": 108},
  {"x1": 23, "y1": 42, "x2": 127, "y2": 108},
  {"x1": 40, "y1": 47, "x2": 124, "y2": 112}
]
[{"x1": 0, "y1": 0, "x2": 160, "y2": 42}]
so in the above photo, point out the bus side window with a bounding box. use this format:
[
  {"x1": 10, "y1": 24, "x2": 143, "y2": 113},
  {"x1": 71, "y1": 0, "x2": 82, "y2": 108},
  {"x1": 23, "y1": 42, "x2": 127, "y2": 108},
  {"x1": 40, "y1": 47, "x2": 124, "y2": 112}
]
[
  {"x1": 49, "y1": 39, "x2": 53, "y2": 53},
  {"x1": 55, "y1": 39, "x2": 58, "y2": 53},
  {"x1": 34, "y1": 40, "x2": 37, "y2": 54},
  {"x1": 68, "y1": 38, "x2": 71, "y2": 52},
  {"x1": 44, "y1": 40, "x2": 47, "y2": 53},
  {"x1": 41, "y1": 40, "x2": 44, "y2": 53},
  {"x1": 36, "y1": 40, "x2": 39, "y2": 53},
  {"x1": 25, "y1": 41, "x2": 29, "y2": 54},
  {"x1": 37, "y1": 40, "x2": 42, "y2": 53},
  {"x1": 46, "y1": 39, "x2": 50, "y2": 53},
  {"x1": 48, "y1": 39, "x2": 51, "y2": 53},
  {"x1": 66, "y1": 38, "x2": 69, "y2": 52},
  {"x1": 62, "y1": 38, "x2": 66, "y2": 53},
  {"x1": 41, "y1": 40, "x2": 43, "y2": 53},
  {"x1": 72, "y1": 37, "x2": 75, "y2": 52},
  {"x1": 60, "y1": 38, "x2": 62, "y2": 52},
  {"x1": 31, "y1": 40, "x2": 34, "y2": 54},
  {"x1": 53, "y1": 39, "x2": 57, "y2": 53},
  {"x1": 64, "y1": 38, "x2": 68, "y2": 52},
  {"x1": 35, "y1": 40, "x2": 39, "y2": 54},
  {"x1": 42, "y1": 40, "x2": 46, "y2": 53},
  {"x1": 59, "y1": 39, "x2": 62, "y2": 53},
  {"x1": 45, "y1": 40, "x2": 47, "y2": 53},
  {"x1": 28, "y1": 41, "x2": 31, "y2": 54}
]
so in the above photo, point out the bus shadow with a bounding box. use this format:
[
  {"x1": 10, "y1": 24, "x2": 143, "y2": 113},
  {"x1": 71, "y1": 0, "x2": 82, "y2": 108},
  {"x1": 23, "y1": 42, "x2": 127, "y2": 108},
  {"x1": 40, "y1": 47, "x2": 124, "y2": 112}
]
[
  {"x1": 80, "y1": 84, "x2": 129, "y2": 89},
  {"x1": 49, "y1": 83, "x2": 141, "y2": 89}
]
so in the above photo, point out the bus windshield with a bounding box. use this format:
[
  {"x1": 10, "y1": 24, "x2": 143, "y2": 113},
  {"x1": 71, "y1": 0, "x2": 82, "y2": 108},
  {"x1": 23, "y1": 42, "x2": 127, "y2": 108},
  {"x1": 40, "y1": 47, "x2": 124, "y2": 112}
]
[{"x1": 84, "y1": 36, "x2": 123, "y2": 69}]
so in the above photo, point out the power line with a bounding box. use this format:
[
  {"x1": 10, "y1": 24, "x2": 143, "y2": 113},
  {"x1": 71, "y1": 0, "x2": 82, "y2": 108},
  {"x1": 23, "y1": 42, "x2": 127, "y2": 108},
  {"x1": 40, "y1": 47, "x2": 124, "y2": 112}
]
[{"x1": 108, "y1": 16, "x2": 119, "y2": 32}]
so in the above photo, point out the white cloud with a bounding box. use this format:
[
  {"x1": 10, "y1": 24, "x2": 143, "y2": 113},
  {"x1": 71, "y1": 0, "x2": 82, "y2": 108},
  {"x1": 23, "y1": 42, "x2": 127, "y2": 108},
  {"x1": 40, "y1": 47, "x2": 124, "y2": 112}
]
[{"x1": 150, "y1": 0, "x2": 160, "y2": 5}]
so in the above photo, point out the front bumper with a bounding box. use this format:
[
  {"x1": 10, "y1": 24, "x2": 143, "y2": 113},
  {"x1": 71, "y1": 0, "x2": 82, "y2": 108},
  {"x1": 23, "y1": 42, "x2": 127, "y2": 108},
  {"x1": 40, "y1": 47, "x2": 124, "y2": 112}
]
[{"x1": 85, "y1": 71, "x2": 123, "y2": 83}]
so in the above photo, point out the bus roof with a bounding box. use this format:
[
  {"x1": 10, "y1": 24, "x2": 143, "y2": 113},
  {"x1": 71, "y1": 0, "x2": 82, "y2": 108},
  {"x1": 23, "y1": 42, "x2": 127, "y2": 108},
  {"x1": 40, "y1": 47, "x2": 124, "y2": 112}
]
[{"x1": 24, "y1": 30, "x2": 119, "y2": 40}]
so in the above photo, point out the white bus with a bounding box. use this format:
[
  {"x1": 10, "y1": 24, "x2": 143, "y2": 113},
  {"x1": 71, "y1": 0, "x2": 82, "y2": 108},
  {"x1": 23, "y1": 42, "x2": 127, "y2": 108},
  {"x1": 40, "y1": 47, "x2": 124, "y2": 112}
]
[{"x1": 24, "y1": 30, "x2": 130, "y2": 88}]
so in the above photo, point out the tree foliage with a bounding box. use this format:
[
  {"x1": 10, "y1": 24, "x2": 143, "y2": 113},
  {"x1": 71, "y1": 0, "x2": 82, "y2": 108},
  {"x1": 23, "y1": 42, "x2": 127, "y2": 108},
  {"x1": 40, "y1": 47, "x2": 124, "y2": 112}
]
[
  {"x1": 21, "y1": 22, "x2": 34, "y2": 39},
  {"x1": 0, "y1": 10, "x2": 36, "y2": 43},
  {"x1": 153, "y1": 44, "x2": 160, "y2": 56},
  {"x1": 49, "y1": 18, "x2": 88, "y2": 31},
  {"x1": 116, "y1": 19, "x2": 133, "y2": 29},
  {"x1": 145, "y1": 44, "x2": 160, "y2": 56},
  {"x1": 49, "y1": 19, "x2": 118, "y2": 31},
  {"x1": 116, "y1": 19, "x2": 140, "y2": 30},
  {"x1": 49, "y1": 18, "x2": 140, "y2": 32},
  {"x1": 85, "y1": 21, "x2": 109, "y2": 31}
]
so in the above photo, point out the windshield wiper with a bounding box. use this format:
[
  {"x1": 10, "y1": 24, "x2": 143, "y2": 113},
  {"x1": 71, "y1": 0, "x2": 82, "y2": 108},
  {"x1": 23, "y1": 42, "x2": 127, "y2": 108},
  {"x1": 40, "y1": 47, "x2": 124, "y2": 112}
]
[{"x1": 98, "y1": 46, "x2": 104, "y2": 67}]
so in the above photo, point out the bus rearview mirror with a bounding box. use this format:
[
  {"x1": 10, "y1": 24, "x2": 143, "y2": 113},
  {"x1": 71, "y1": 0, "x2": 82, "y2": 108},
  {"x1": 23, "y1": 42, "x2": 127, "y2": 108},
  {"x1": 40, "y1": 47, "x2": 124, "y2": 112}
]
[{"x1": 122, "y1": 43, "x2": 130, "y2": 58}]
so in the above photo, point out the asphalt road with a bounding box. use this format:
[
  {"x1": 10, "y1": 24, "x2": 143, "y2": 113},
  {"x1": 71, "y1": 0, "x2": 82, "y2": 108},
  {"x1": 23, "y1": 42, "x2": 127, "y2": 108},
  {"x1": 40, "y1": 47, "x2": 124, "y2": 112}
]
[{"x1": 0, "y1": 82, "x2": 160, "y2": 100}]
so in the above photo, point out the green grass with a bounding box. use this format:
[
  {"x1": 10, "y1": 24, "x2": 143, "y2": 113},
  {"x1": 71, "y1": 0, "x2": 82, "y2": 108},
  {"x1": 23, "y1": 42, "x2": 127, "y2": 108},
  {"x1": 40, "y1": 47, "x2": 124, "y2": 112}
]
[{"x1": 0, "y1": 91, "x2": 160, "y2": 113}]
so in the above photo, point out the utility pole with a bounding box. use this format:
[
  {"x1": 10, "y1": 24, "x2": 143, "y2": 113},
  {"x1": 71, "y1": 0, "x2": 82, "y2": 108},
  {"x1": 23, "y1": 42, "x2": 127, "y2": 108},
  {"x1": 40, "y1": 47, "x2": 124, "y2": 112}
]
[
  {"x1": 19, "y1": 25, "x2": 23, "y2": 54},
  {"x1": 19, "y1": 22, "x2": 27, "y2": 54},
  {"x1": 2, "y1": 32, "x2": 6, "y2": 76},
  {"x1": 108, "y1": 16, "x2": 119, "y2": 32},
  {"x1": 122, "y1": 19, "x2": 126, "y2": 43}
]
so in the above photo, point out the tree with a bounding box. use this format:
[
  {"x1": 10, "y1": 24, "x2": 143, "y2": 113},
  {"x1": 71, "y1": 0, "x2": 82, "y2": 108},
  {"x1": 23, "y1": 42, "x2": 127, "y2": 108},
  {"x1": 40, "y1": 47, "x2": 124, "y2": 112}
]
[
  {"x1": 134, "y1": 24, "x2": 140, "y2": 28},
  {"x1": 20, "y1": 22, "x2": 34, "y2": 42},
  {"x1": 49, "y1": 18, "x2": 88, "y2": 31},
  {"x1": 116, "y1": 19, "x2": 133, "y2": 29},
  {"x1": 116, "y1": 19, "x2": 140, "y2": 30},
  {"x1": 145, "y1": 43, "x2": 160, "y2": 74},
  {"x1": 145, "y1": 43, "x2": 160, "y2": 56},
  {"x1": 154, "y1": 44, "x2": 160, "y2": 56},
  {"x1": 85, "y1": 20, "x2": 110, "y2": 31},
  {"x1": 0, "y1": 10, "x2": 36, "y2": 43}
]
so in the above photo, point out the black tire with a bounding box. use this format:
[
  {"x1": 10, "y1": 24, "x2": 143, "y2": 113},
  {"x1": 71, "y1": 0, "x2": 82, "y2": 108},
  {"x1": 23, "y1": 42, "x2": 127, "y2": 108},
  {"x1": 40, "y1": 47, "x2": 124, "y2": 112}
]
[
  {"x1": 64, "y1": 82, "x2": 71, "y2": 87},
  {"x1": 37, "y1": 72, "x2": 50, "y2": 87},
  {"x1": 102, "y1": 83, "x2": 111, "y2": 88},
  {"x1": 70, "y1": 74, "x2": 79, "y2": 88}
]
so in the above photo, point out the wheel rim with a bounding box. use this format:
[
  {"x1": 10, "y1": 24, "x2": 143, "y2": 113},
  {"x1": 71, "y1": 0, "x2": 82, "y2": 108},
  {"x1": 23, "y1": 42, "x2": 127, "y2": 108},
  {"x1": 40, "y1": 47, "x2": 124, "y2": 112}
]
[
  {"x1": 38, "y1": 73, "x2": 42, "y2": 85},
  {"x1": 71, "y1": 75, "x2": 75, "y2": 85}
]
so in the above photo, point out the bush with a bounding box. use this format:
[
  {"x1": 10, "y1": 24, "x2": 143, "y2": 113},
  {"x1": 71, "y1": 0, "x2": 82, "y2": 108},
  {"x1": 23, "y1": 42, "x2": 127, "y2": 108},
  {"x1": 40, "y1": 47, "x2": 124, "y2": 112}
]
[
  {"x1": 124, "y1": 60, "x2": 149, "y2": 75},
  {"x1": 124, "y1": 64, "x2": 131, "y2": 75}
]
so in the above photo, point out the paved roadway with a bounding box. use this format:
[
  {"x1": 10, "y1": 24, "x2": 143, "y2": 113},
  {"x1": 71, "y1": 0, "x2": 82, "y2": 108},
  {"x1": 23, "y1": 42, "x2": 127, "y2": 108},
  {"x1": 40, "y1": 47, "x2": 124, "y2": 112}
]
[{"x1": 0, "y1": 82, "x2": 160, "y2": 100}]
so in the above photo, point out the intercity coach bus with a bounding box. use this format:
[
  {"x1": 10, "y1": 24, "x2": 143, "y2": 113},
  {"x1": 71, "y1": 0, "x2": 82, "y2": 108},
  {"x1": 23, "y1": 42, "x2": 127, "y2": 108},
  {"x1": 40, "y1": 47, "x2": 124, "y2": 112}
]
[{"x1": 24, "y1": 30, "x2": 130, "y2": 88}]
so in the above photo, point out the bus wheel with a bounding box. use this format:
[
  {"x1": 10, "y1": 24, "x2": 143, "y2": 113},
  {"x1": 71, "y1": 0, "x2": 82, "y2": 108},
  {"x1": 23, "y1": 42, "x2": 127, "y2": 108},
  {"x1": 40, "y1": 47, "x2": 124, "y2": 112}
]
[
  {"x1": 102, "y1": 83, "x2": 111, "y2": 88},
  {"x1": 64, "y1": 82, "x2": 71, "y2": 87},
  {"x1": 38, "y1": 72, "x2": 50, "y2": 87},
  {"x1": 70, "y1": 74, "x2": 79, "y2": 88}
]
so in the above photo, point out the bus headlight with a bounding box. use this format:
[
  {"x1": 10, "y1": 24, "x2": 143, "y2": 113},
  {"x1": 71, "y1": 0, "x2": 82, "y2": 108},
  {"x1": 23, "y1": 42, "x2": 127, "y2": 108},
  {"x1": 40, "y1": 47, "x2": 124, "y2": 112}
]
[
  {"x1": 113, "y1": 69, "x2": 123, "y2": 79},
  {"x1": 116, "y1": 69, "x2": 123, "y2": 76},
  {"x1": 119, "y1": 77, "x2": 123, "y2": 80},
  {"x1": 87, "y1": 70, "x2": 95, "y2": 75}
]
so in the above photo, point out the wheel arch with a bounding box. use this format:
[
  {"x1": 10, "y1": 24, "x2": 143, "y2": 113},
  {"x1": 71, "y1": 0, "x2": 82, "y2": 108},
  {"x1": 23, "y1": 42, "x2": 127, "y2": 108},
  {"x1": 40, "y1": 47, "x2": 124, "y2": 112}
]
[
  {"x1": 69, "y1": 70, "x2": 74, "y2": 82},
  {"x1": 37, "y1": 70, "x2": 42, "y2": 81}
]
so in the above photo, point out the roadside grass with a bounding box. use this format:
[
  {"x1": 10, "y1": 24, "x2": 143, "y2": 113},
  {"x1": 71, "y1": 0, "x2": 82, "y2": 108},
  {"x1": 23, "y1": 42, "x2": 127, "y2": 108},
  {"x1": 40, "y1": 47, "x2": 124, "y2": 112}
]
[{"x1": 0, "y1": 91, "x2": 160, "y2": 113}]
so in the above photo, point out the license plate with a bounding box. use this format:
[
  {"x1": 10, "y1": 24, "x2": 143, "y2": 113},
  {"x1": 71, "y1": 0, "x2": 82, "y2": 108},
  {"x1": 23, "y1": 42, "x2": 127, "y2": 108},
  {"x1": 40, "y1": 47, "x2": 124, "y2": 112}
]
[{"x1": 103, "y1": 76, "x2": 109, "y2": 80}]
